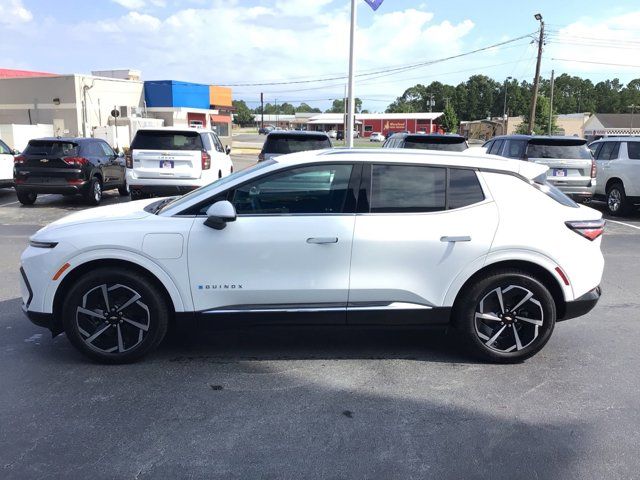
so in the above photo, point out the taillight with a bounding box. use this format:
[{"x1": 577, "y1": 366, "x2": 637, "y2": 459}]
[
  {"x1": 201, "y1": 150, "x2": 211, "y2": 170},
  {"x1": 63, "y1": 156, "x2": 88, "y2": 166},
  {"x1": 590, "y1": 159, "x2": 597, "y2": 178},
  {"x1": 125, "y1": 153, "x2": 133, "y2": 169},
  {"x1": 258, "y1": 152, "x2": 265, "y2": 162},
  {"x1": 566, "y1": 219, "x2": 605, "y2": 241},
  {"x1": 14, "y1": 155, "x2": 26, "y2": 164}
]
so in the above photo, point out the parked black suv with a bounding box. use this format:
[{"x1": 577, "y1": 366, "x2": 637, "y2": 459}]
[
  {"x1": 382, "y1": 133, "x2": 468, "y2": 151},
  {"x1": 258, "y1": 131, "x2": 332, "y2": 162},
  {"x1": 14, "y1": 137, "x2": 127, "y2": 205}
]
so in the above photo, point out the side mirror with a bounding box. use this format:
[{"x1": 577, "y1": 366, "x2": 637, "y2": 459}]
[
  {"x1": 11, "y1": 149, "x2": 20, "y2": 155},
  {"x1": 204, "y1": 200, "x2": 236, "y2": 230},
  {"x1": 225, "y1": 145, "x2": 231, "y2": 155},
  {"x1": 118, "y1": 151, "x2": 125, "y2": 158}
]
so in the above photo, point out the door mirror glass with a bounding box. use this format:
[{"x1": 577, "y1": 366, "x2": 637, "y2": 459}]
[
  {"x1": 204, "y1": 200, "x2": 237, "y2": 230},
  {"x1": 225, "y1": 145, "x2": 231, "y2": 155}
]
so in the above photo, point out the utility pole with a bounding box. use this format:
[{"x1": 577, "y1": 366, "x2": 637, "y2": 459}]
[
  {"x1": 528, "y1": 13, "x2": 544, "y2": 135},
  {"x1": 427, "y1": 93, "x2": 435, "y2": 113},
  {"x1": 503, "y1": 76, "x2": 512, "y2": 135},
  {"x1": 629, "y1": 104, "x2": 637, "y2": 136},
  {"x1": 548, "y1": 69, "x2": 555, "y2": 135},
  {"x1": 260, "y1": 92, "x2": 264, "y2": 130},
  {"x1": 346, "y1": 0, "x2": 357, "y2": 148}
]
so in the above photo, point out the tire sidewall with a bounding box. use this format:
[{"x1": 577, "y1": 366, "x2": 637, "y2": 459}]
[
  {"x1": 607, "y1": 183, "x2": 627, "y2": 216},
  {"x1": 455, "y1": 271, "x2": 556, "y2": 362},
  {"x1": 62, "y1": 268, "x2": 169, "y2": 363}
]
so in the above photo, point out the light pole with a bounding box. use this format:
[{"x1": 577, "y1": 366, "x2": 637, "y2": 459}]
[{"x1": 502, "y1": 76, "x2": 512, "y2": 135}]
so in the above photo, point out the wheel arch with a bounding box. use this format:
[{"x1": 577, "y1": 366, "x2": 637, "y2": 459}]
[
  {"x1": 449, "y1": 259, "x2": 567, "y2": 320},
  {"x1": 49, "y1": 256, "x2": 184, "y2": 335},
  {"x1": 605, "y1": 177, "x2": 624, "y2": 192}
]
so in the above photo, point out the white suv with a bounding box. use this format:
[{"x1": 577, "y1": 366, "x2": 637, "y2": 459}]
[
  {"x1": 20, "y1": 150, "x2": 604, "y2": 364},
  {"x1": 126, "y1": 127, "x2": 233, "y2": 199},
  {"x1": 590, "y1": 137, "x2": 640, "y2": 215}
]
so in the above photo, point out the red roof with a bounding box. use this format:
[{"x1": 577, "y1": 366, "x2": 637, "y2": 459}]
[{"x1": 0, "y1": 68, "x2": 57, "y2": 79}]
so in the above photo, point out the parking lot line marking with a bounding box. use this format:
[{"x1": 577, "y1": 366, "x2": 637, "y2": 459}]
[{"x1": 607, "y1": 219, "x2": 640, "y2": 231}]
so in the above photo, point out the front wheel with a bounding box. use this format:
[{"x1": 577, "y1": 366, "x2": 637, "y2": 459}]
[
  {"x1": 62, "y1": 267, "x2": 170, "y2": 363},
  {"x1": 17, "y1": 190, "x2": 37, "y2": 205},
  {"x1": 454, "y1": 270, "x2": 556, "y2": 363}
]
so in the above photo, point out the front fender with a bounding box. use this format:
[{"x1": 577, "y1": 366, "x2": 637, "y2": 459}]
[{"x1": 44, "y1": 248, "x2": 188, "y2": 314}]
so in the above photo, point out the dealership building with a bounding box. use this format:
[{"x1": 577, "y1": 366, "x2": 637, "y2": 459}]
[
  {"x1": 0, "y1": 68, "x2": 233, "y2": 149},
  {"x1": 306, "y1": 112, "x2": 444, "y2": 137}
]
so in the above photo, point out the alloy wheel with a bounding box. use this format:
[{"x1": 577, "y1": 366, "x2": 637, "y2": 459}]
[
  {"x1": 608, "y1": 189, "x2": 621, "y2": 212},
  {"x1": 474, "y1": 285, "x2": 544, "y2": 353},
  {"x1": 94, "y1": 181, "x2": 102, "y2": 202},
  {"x1": 76, "y1": 284, "x2": 151, "y2": 354}
]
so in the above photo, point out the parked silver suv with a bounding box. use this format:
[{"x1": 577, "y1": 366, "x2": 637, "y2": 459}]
[
  {"x1": 589, "y1": 137, "x2": 640, "y2": 215},
  {"x1": 484, "y1": 135, "x2": 596, "y2": 201}
]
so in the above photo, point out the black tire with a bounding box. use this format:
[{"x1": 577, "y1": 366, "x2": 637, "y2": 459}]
[
  {"x1": 16, "y1": 190, "x2": 37, "y2": 205},
  {"x1": 118, "y1": 180, "x2": 129, "y2": 196},
  {"x1": 84, "y1": 177, "x2": 102, "y2": 206},
  {"x1": 62, "y1": 267, "x2": 170, "y2": 364},
  {"x1": 453, "y1": 269, "x2": 556, "y2": 363},
  {"x1": 606, "y1": 182, "x2": 630, "y2": 216}
]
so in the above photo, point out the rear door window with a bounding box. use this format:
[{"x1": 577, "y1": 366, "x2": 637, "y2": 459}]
[
  {"x1": 99, "y1": 142, "x2": 115, "y2": 157},
  {"x1": 81, "y1": 142, "x2": 103, "y2": 157},
  {"x1": 131, "y1": 131, "x2": 204, "y2": 151},
  {"x1": 370, "y1": 164, "x2": 446, "y2": 213},
  {"x1": 627, "y1": 142, "x2": 640, "y2": 160},
  {"x1": 504, "y1": 140, "x2": 527, "y2": 159},
  {"x1": 596, "y1": 142, "x2": 619, "y2": 160},
  {"x1": 23, "y1": 141, "x2": 78, "y2": 157}
]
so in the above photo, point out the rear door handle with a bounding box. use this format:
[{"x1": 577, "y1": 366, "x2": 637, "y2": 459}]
[
  {"x1": 440, "y1": 236, "x2": 471, "y2": 242},
  {"x1": 307, "y1": 237, "x2": 338, "y2": 244}
]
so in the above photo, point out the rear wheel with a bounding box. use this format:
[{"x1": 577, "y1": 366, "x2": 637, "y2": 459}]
[
  {"x1": 606, "y1": 182, "x2": 630, "y2": 216},
  {"x1": 118, "y1": 179, "x2": 129, "y2": 196},
  {"x1": 84, "y1": 177, "x2": 102, "y2": 206},
  {"x1": 454, "y1": 269, "x2": 556, "y2": 363},
  {"x1": 62, "y1": 267, "x2": 170, "y2": 363},
  {"x1": 16, "y1": 190, "x2": 37, "y2": 205}
]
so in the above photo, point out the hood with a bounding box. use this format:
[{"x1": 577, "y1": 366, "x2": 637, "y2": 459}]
[{"x1": 35, "y1": 198, "x2": 158, "y2": 235}]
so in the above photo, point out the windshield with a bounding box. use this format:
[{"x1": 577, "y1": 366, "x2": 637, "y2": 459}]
[
  {"x1": 157, "y1": 160, "x2": 277, "y2": 214},
  {"x1": 131, "y1": 130, "x2": 203, "y2": 151},
  {"x1": 263, "y1": 134, "x2": 331, "y2": 154},
  {"x1": 23, "y1": 141, "x2": 78, "y2": 157},
  {"x1": 526, "y1": 142, "x2": 591, "y2": 160}
]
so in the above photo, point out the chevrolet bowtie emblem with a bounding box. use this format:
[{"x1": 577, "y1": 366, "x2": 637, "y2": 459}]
[{"x1": 40, "y1": 159, "x2": 49, "y2": 163}]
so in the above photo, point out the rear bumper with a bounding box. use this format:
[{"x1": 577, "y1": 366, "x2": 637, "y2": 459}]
[
  {"x1": 550, "y1": 183, "x2": 596, "y2": 200},
  {"x1": 15, "y1": 182, "x2": 88, "y2": 194},
  {"x1": 129, "y1": 184, "x2": 200, "y2": 196},
  {"x1": 559, "y1": 286, "x2": 601, "y2": 321},
  {"x1": 126, "y1": 171, "x2": 210, "y2": 195}
]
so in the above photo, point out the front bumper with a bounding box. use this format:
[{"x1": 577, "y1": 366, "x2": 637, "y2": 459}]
[{"x1": 559, "y1": 286, "x2": 601, "y2": 321}]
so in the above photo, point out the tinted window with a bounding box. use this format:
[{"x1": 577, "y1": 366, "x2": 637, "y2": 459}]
[
  {"x1": 212, "y1": 133, "x2": 224, "y2": 153},
  {"x1": 526, "y1": 142, "x2": 592, "y2": 159},
  {"x1": 231, "y1": 164, "x2": 353, "y2": 214},
  {"x1": 403, "y1": 140, "x2": 467, "y2": 152},
  {"x1": 596, "y1": 141, "x2": 618, "y2": 160},
  {"x1": 24, "y1": 140, "x2": 79, "y2": 157},
  {"x1": 81, "y1": 142, "x2": 104, "y2": 157},
  {"x1": 370, "y1": 165, "x2": 446, "y2": 213},
  {"x1": 489, "y1": 139, "x2": 504, "y2": 155},
  {"x1": 483, "y1": 141, "x2": 493, "y2": 151},
  {"x1": 448, "y1": 169, "x2": 485, "y2": 209},
  {"x1": 590, "y1": 142, "x2": 602, "y2": 158},
  {"x1": 627, "y1": 142, "x2": 640, "y2": 160},
  {"x1": 98, "y1": 142, "x2": 115, "y2": 157},
  {"x1": 201, "y1": 133, "x2": 213, "y2": 151},
  {"x1": 263, "y1": 134, "x2": 331, "y2": 154},
  {"x1": 504, "y1": 140, "x2": 527, "y2": 159},
  {"x1": 131, "y1": 131, "x2": 204, "y2": 151},
  {"x1": 0, "y1": 140, "x2": 10, "y2": 154}
]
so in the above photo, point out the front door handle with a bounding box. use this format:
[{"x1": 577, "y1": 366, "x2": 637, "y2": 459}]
[
  {"x1": 440, "y1": 235, "x2": 471, "y2": 242},
  {"x1": 307, "y1": 237, "x2": 338, "y2": 244}
]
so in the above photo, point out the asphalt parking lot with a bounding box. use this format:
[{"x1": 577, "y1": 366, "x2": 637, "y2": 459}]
[{"x1": 1, "y1": 172, "x2": 640, "y2": 478}]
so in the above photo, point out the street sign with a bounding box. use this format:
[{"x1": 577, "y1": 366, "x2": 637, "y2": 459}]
[{"x1": 110, "y1": 109, "x2": 120, "y2": 118}]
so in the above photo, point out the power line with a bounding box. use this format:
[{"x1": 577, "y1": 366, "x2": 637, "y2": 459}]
[
  {"x1": 551, "y1": 58, "x2": 640, "y2": 69},
  {"x1": 218, "y1": 32, "x2": 536, "y2": 87}
]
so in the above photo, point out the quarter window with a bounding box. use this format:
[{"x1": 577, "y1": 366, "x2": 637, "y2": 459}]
[
  {"x1": 489, "y1": 139, "x2": 504, "y2": 156},
  {"x1": 370, "y1": 165, "x2": 446, "y2": 213},
  {"x1": 627, "y1": 142, "x2": 640, "y2": 160},
  {"x1": 231, "y1": 164, "x2": 353, "y2": 214},
  {"x1": 597, "y1": 141, "x2": 618, "y2": 160},
  {"x1": 448, "y1": 168, "x2": 485, "y2": 209}
]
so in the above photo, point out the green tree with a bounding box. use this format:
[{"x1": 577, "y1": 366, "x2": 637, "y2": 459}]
[
  {"x1": 441, "y1": 103, "x2": 459, "y2": 133},
  {"x1": 232, "y1": 100, "x2": 254, "y2": 126},
  {"x1": 326, "y1": 98, "x2": 362, "y2": 113},
  {"x1": 515, "y1": 95, "x2": 558, "y2": 135},
  {"x1": 296, "y1": 103, "x2": 321, "y2": 113}
]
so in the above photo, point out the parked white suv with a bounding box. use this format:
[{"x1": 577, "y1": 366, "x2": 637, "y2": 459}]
[
  {"x1": 126, "y1": 128, "x2": 233, "y2": 199},
  {"x1": 20, "y1": 150, "x2": 604, "y2": 364},
  {"x1": 590, "y1": 137, "x2": 640, "y2": 215},
  {"x1": 0, "y1": 138, "x2": 15, "y2": 188}
]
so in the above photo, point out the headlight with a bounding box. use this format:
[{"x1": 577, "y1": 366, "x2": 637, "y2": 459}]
[{"x1": 29, "y1": 240, "x2": 58, "y2": 249}]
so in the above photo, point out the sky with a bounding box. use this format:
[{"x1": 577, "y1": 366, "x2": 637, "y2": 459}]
[{"x1": 2, "y1": 0, "x2": 640, "y2": 111}]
